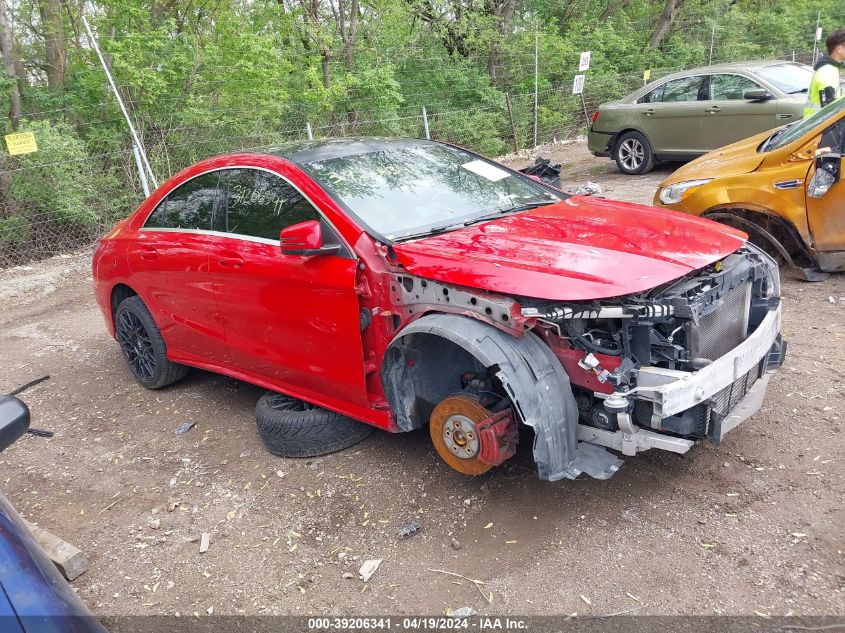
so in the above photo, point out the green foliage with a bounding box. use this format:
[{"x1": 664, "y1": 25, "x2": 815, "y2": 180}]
[
  {"x1": 2, "y1": 0, "x2": 845, "y2": 263},
  {"x1": 7, "y1": 120, "x2": 99, "y2": 227}
]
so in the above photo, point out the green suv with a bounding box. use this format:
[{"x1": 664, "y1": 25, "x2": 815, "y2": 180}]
[{"x1": 587, "y1": 60, "x2": 811, "y2": 175}]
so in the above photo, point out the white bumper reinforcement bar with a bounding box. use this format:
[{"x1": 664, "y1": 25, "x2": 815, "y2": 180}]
[{"x1": 578, "y1": 305, "x2": 782, "y2": 457}]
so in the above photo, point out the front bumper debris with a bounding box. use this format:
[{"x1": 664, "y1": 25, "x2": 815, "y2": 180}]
[{"x1": 579, "y1": 304, "x2": 784, "y2": 457}]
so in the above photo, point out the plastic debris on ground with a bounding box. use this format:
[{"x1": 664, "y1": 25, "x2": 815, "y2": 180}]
[
  {"x1": 396, "y1": 520, "x2": 421, "y2": 540},
  {"x1": 176, "y1": 420, "x2": 196, "y2": 435},
  {"x1": 565, "y1": 181, "x2": 603, "y2": 196},
  {"x1": 517, "y1": 157, "x2": 562, "y2": 189},
  {"x1": 449, "y1": 607, "x2": 477, "y2": 619}
]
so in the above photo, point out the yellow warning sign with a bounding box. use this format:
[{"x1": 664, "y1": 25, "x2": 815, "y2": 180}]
[
  {"x1": 5, "y1": 132, "x2": 38, "y2": 156},
  {"x1": 643, "y1": 69, "x2": 652, "y2": 82}
]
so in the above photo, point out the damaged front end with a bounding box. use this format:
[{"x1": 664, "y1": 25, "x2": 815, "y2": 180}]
[
  {"x1": 380, "y1": 245, "x2": 785, "y2": 482},
  {"x1": 523, "y1": 244, "x2": 786, "y2": 463}
]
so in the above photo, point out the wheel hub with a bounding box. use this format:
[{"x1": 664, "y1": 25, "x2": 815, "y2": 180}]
[
  {"x1": 442, "y1": 414, "x2": 480, "y2": 458},
  {"x1": 429, "y1": 394, "x2": 493, "y2": 476}
]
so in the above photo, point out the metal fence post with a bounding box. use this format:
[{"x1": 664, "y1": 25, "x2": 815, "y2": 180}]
[
  {"x1": 505, "y1": 94, "x2": 518, "y2": 153},
  {"x1": 82, "y1": 16, "x2": 157, "y2": 189},
  {"x1": 533, "y1": 27, "x2": 539, "y2": 147},
  {"x1": 708, "y1": 20, "x2": 716, "y2": 65},
  {"x1": 306, "y1": 122, "x2": 313, "y2": 140},
  {"x1": 422, "y1": 106, "x2": 430, "y2": 140}
]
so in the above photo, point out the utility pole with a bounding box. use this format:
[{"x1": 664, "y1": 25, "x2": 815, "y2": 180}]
[
  {"x1": 812, "y1": 11, "x2": 821, "y2": 65},
  {"x1": 708, "y1": 20, "x2": 716, "y2": 65},
  {"x1": 82, "y1": 15, "x2": 158, "y2": 190}
]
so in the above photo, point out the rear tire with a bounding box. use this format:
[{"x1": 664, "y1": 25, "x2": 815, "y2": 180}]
[
  {"x1": 255, "y1": 392, "x2": 374, "y2": 458},
  {"x1": 613, "y1": 131, "x2": 656, "y2": 175},
  {"x1": 115, "y1": 296, "x2": 189, "y2": 389}
]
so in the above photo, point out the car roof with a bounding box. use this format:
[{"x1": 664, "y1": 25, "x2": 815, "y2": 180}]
[
  {"x1": 266, "y1": 137, "x2": 438, "y2": 164},
  {"x1": 623, "y1": 59, "x2": 807, "y2": 101}
]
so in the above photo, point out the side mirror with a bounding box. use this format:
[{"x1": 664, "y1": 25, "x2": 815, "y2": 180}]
[
  {"x1": 279, "y1": 220, "x2": 340, "y2": 257},
  {"x1": 744, "y1": 88, "x2": 774, "y2": 101},
  {"x1": 808, "y1": 152, "x2": 841, "y2": 198},
  {"x1": 0, "y1": 396, "x2": 30, "y2": 453}
]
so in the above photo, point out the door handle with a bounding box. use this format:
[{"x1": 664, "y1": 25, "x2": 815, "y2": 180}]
[
  {"x1": 705, "y1": 106, "x2": 721, "y2": 114},
  {"x1": 139, "y1": 245, "x2": 159, "y2": 260},
  {"x1": 644, "y1": 108, "x2": 655, "y2": 116},
  {"x1": 218, "y1": 256, "x2": 244, "y2": 268},
  {"x1": 776, "y1": 113, "x2": 793, "y2": 120}
]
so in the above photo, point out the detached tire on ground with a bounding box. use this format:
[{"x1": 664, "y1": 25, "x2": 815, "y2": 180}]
[
  {"x1": 115, "y1": 296, "x2": 189, "y2": 389},
  {"x1": 255, "y1": 392, "x2": 375, "y2": 458},
  {"x1": 613, "y1": 130, "x2": 656, "y2": 175}
]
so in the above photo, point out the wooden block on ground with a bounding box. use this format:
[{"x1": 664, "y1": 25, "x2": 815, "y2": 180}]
[{"x1": 23, "y1": 520, "x2": 87, "y2": 581}]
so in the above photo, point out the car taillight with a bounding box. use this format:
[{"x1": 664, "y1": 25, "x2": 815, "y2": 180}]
[{"x1": 592, "y1": 111, "x2": 600, "y2": 125}]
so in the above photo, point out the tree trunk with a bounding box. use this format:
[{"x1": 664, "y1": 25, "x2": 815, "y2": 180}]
[
  {"x1": 649, "y1": 0, "x2": 683, "y2": 48},
  {"x1": 0, "y1": 0, "x2": 22, "y2": 128},
  {"x1": 342, "y1": 0, "x2": 358, "y2": 70},
  {"x1": 38, "y1": 0, "x2": 66, "y2": 93},
  {"x1": 321, "y1": 50, "x2": 331, "y2": 89},
  {"x1": 599, "y1": 0, "x2": 630, "y2": 21},
  {"x1": 488, "y1": 0, "x2": 519, "y2": 85}
]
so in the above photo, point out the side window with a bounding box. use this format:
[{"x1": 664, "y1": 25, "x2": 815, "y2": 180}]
[
  {"x1": 639, "y1": 84, "x2": 664, "y2": 104},
  {"x1": 145, "y1": 172, "x2": 221, "y2": 230},
  {"x1": 709, "y1": 74, "x2": 762, "y2": 100},
  {"x1": 216, "y1": 169, "x2": 321, "y2": 240},
  {"x1": 660, "y1": 76, "x2": 705, "y2": 102}
]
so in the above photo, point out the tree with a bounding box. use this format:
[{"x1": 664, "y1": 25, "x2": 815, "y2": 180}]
[
  {"x1": 650, "y1": 0, "x2": 684, "y2": 48},
  {"x1": 38, "y1": 0, "x2": 66, "y2": 93},
  {"x1": 0, "y1": 0, "x2": 22, "y2": 128},
  {"x1": 488, "y1": 0, "x2": 520, "y2": 85}
]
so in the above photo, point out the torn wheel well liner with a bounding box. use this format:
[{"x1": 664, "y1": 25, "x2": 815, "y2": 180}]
[{"x1": 381, "y1": 313, "x2": 581, "y2": 481}]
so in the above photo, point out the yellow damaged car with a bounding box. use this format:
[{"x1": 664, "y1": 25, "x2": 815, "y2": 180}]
[{"x1": 654, "y1": 97, "x2": 845, "y2": 280}]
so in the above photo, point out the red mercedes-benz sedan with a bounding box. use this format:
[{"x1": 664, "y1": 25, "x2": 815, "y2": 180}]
[{"x1": 93, "y1": 138, "x2": 786, "y2": 481}]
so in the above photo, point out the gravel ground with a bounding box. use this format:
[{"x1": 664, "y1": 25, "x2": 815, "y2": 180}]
[{"x1": 0, "y1": 142, "x2": 843, "y2": 619}]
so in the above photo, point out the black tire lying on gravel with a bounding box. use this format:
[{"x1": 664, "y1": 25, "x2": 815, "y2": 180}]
[
  {"x1": 255, "y1": 392, "x2": 375, "y2": 458},
  {"x1": 115, "y1": 296, "x2": 189, "y2": 389}
]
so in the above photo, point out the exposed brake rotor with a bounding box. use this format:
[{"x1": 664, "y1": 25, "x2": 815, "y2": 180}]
[{"x1": 429, "y1": 394, "x2": 494, "y2": 476}]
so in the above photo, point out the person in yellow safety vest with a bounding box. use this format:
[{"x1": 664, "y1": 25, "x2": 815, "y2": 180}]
[{"x1": 804, "y1": 29, "x2": 845, "y2": 118}]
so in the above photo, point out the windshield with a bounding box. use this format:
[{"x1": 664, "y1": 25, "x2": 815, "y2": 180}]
[
  {"x1": 754, "y1": 62, "x2": 813, "y2": 94},
  {"x1": 305, "y1": 143, "x2": 562, "y2": 240},
  {"x1": 764, "y1": 96, "x2": 845, "y2": 151}
]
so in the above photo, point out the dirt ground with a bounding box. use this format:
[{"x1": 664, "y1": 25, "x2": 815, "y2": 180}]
[{"x1": 1, "y1": 142, "x2": 843, "y2": 619}]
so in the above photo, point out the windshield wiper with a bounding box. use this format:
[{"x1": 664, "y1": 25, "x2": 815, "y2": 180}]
[
  {"x1": 395, "y1": 200, "x2": 558, "y2": 241},
  {"x1": 789, "y1": 88, "x2": 808, "y2": 94},
  {"x1": 463, "y1": 200, "x2": 558, "y2": 227}
]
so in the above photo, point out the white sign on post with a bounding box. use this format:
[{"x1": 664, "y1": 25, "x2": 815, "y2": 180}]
[
  {"x1": 579, "y1": 51, "x2": 591, "y2": 71},
  {"x1": 572, "y1": 74, "x2": 585, "y2": 95},
  {"x1": 816, "y1": 27, "x2": 823, "y2": 41}
]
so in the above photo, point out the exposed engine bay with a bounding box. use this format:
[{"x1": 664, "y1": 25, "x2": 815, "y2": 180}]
[{"x1": 521, "y1": 244, "x2": 783, "y2": 442}]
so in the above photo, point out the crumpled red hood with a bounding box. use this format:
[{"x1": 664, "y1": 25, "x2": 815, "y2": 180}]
[{"x1": 392, "y1": 196, "x2": 747, "y2": 301}]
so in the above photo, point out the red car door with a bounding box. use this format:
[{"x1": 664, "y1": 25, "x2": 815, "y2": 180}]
[
  {"x1": 206, "y1": 167, "x2": 368, "y2": 407},
  {"x1": 126, "y1": 171, "x2": 228, "y2": 362}
]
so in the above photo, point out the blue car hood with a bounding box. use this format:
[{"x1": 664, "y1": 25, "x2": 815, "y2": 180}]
[{"x1": 0, "y1": 492, "x2": 106, "y2": 633}]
